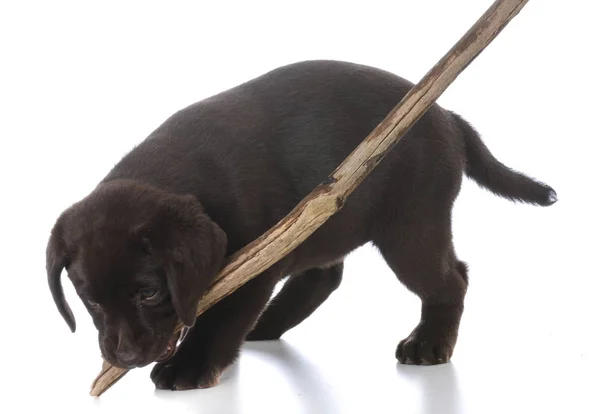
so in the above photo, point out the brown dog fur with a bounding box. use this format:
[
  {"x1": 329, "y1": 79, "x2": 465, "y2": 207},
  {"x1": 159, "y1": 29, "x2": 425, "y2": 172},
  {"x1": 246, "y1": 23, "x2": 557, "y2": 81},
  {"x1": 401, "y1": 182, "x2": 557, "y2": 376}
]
[{"x1": 46, "y1": 60, "x2": 556, "y2": 390}]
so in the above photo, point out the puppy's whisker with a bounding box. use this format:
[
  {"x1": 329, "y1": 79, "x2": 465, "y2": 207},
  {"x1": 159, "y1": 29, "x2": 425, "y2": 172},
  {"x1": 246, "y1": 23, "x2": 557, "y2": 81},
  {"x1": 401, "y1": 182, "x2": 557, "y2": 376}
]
[{"x1": 177, "y1": 327, "x2": 190, "y2": 346}]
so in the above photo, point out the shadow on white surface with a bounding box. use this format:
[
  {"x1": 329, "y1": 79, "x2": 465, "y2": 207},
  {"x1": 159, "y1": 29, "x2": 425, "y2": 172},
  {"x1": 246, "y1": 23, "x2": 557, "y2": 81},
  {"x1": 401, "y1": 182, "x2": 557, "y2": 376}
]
[
  {"x1": 244, "y1": 341, "x2": 340, "y2": 414},
  {"x1": 396, "y1": 363, "x2": 464, "y2": 414}
]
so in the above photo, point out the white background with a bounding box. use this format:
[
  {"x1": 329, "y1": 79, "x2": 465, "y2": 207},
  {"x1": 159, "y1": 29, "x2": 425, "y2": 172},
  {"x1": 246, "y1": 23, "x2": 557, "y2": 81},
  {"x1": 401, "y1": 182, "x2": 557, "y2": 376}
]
[{"x1": 1, "y1": 1, "x2": 598, "y2": 413}]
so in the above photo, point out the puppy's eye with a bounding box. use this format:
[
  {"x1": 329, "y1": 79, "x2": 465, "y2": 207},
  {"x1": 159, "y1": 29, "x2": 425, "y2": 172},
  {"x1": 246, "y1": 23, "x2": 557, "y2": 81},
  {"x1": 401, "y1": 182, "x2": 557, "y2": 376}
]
[
  {"x1": 139, "y1": 288, "x2": 159, "y2": 303},
  {"x1": 87, "y1": 299, "x2": 100, "y2": 309}
]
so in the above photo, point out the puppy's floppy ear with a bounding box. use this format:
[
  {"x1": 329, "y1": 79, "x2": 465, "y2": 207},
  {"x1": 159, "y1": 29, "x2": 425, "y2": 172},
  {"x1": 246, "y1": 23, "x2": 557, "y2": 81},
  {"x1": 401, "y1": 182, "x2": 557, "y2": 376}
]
[
  {"x1": 46, "y1": 217, "x2": 76, "y2": 333},
  {"x1": 152, "y1": 195, "x2": 227, "y2": 327}
]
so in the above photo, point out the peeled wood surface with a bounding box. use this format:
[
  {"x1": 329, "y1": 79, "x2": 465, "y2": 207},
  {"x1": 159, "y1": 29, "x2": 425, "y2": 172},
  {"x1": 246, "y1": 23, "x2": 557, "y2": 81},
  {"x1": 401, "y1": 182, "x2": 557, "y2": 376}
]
[{"x1": 89, "y1": 0, "x2": 530, "y2": 397}]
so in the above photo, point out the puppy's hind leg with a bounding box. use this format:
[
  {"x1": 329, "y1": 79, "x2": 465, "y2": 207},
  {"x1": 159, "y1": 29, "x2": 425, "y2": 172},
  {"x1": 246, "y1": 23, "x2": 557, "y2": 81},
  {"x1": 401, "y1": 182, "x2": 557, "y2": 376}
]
[
  {"x1": 373, "y1": 215, "x2": 468, "y2": 365},
  {"x1": 246, "y1": 263, "x2": 343, "y2": 341}
]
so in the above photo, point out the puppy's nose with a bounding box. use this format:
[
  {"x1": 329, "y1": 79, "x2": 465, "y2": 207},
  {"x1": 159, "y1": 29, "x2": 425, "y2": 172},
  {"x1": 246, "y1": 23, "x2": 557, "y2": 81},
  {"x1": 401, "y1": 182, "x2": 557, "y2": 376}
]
[{"x1": 115, "y1": 349, "x2": 143, "y2": 367}]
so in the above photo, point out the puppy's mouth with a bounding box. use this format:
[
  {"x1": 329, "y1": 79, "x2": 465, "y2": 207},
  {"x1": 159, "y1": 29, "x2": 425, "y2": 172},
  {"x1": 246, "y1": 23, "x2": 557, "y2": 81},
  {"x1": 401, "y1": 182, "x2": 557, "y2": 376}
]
[{"x1": 156, "y1": 327, "x2": 190, "y2": 363}]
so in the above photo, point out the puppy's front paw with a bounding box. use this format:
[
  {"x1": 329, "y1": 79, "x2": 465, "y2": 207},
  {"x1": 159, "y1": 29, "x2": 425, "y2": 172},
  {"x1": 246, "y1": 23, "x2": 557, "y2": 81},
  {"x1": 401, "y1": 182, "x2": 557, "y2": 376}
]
[
  {"x1": 150, "y1": 355, "x2": 222, "y2": 391},
  {"x1": 396, "y1": 329, "x2": 455, "y2": 365}
]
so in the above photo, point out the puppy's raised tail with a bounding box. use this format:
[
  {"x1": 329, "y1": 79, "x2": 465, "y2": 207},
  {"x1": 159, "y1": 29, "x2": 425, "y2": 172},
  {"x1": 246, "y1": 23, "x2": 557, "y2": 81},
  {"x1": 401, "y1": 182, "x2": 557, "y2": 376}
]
[{"x1": 451, "y1": 112, "x2": 557, "y2": 206}]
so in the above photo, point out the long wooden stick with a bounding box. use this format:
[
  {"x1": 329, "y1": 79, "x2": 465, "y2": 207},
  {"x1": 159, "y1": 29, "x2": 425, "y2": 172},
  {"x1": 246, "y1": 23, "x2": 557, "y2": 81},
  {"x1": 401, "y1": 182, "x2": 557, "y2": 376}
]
[{"x1": 90, "y1": 0, "x2": 530, "y2": 397}]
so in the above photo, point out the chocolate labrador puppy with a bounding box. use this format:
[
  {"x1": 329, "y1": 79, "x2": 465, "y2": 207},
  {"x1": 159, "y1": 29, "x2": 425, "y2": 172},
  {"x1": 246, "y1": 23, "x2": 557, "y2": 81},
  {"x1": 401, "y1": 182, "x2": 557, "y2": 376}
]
[{"x1": 46, "y1": 60, "x2": 556, "y2": 390}]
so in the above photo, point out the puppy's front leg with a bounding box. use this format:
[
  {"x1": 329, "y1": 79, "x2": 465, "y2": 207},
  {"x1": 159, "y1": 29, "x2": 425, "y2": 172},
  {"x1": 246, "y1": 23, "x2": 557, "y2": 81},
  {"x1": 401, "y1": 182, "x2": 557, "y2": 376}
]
[{"x1": 151, "y1": 270, "x2": 280, "y2": 390}]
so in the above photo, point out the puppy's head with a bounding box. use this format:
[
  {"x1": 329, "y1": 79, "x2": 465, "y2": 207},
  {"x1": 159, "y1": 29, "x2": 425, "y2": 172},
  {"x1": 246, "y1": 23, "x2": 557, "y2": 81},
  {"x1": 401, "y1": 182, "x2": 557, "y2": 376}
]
[{"x1": 45, "y1": 180, "x2": 227, "y2": 369}]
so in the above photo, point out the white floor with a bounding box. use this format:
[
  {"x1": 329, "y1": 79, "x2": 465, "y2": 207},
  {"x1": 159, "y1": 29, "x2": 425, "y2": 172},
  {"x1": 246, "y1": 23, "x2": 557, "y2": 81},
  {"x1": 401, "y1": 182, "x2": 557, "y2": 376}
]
[{"x1": 1, "y1": 1, "x2": 598, "y2": 413}]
